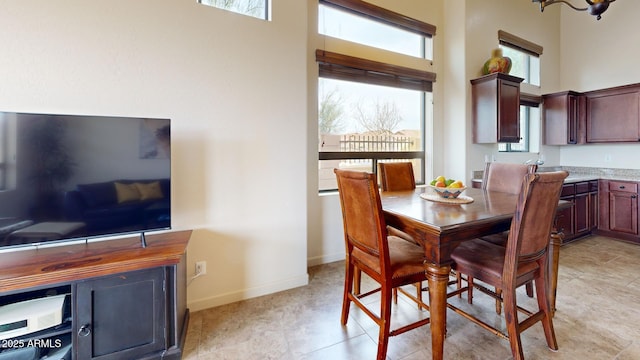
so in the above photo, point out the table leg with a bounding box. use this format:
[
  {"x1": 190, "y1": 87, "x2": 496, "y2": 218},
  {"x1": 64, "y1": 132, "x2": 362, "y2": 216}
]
[
  {"x1": 425, "y1": 263, "x2": 451, "y2": 360},
  {"x1": 548, "y1": 231, "x2": 563, "y2": 316}
]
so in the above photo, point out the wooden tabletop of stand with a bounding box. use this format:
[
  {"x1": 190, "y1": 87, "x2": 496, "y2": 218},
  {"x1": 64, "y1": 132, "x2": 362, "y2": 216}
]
[{"x1": 0, "y1": 230, "x2": 191, "y2": 293}]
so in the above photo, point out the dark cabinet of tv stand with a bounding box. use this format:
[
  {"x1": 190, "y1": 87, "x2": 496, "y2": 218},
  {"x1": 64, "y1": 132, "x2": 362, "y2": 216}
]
[
  {"x1": 75, "y1": 267, "x2": 169, "y2": 360},
  {"x1": 0, "y1": 230, "x2": 191, "y2": 360}
]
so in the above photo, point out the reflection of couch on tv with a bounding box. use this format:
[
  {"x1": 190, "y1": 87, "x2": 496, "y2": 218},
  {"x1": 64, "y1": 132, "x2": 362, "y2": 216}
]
[{"x1": 63, "y1": 179, "x2": 170, "y2": 234}]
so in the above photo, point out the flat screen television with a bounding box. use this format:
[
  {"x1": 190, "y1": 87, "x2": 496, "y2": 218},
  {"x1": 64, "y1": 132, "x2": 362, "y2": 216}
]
[{"x1": 0, "y1": 112, "x2": 171, "y2": 250}]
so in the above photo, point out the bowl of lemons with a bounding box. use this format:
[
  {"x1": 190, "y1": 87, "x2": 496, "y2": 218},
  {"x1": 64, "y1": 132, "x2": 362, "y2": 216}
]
[{"x1": 428, "y1": 176, "x2": 466, "y2": 199}]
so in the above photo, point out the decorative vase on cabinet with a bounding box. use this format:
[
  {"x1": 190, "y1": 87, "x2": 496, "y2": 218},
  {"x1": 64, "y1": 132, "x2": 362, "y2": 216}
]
[{"x1": 482, "y1": 48, "x2": 512, "y2": 75}]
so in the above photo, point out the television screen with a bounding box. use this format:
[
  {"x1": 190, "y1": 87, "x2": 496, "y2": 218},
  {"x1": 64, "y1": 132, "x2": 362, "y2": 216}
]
[{"x1": 0, "y1": 112, "x2": 171, "y2": 249}]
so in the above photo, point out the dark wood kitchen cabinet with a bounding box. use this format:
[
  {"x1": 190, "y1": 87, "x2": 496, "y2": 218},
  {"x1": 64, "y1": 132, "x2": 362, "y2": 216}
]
[
  {"x1": 586, "y1": 84, "x2": 640, "y2": 143},
  {"x1": 574, "y1": 185, "x2": 589, "y2": 236},
  {"x1": 472, "y1": 73, "x2": 524, "y2": 143},
  {"x1": 597, "y1": 180, "x2": 640, "y2": 243},
  {"x1": 557, "y1": 181, "x2": 598, "y2": 243},
  {"x1": 543, "y1": 91, "x2": 586, "y2": 145},
  {"x1": 589, "y1": 180, "x2": 599, "y2": 232},
  {"x1": 556, "y1": 183, "x2": 575, "y2": 241}
]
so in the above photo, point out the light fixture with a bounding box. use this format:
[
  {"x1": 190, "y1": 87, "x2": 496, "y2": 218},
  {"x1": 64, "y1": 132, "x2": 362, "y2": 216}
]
[{"x1": 532, "y1": 0, "x2": 616, "y2": 20}]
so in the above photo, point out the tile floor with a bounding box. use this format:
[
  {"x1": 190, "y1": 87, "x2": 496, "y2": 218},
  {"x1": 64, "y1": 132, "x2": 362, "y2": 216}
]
[{"x1": 183, "y1": 235, "x2": 640, "y2": 359}]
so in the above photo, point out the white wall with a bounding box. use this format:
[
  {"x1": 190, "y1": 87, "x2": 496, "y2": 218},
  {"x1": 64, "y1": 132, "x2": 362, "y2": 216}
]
[
  {"x1": 0, "y1": 0, "x2": 309, "y2": 311},
  {"x1": 558, "y1": 2, "x2": 640, "y2": 169}
]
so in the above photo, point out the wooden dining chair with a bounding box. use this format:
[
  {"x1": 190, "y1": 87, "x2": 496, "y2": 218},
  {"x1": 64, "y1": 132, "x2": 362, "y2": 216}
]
[
  {"x1": 379, "y1": 162, "x2": 416, "y2": 192},
  {"x1": 482, "y1": 161, "x2": 538, "y2": 195},
  {"x1": 447, "y1": 171, "x2": 568, "y2": 360},
  {"x1": 459, "y1": 161, "x2": 537, "y2": 314},
  {"x1": 376, "y1": 162, "x2": 425, "y2": 308},
  {"x1": 334, "y1": 169, "x2": 431, "y2": 360}
]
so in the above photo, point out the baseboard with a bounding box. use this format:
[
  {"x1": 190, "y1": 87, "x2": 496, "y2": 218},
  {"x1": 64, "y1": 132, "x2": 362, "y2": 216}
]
[
  {"x1": 187, "y1": 273, "x2": 309, "y2": 312},
  {"x1": 307, "y1": 252, "x2": 345, "y2": 267},
  {"x1": 188, "y1": 254, "x2": 347, "y2": 311}
]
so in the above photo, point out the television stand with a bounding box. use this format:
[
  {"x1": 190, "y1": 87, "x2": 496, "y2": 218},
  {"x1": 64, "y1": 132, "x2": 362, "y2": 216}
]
[{"x1": 0, "y1": 230, "x2": 191, "y2": 360}]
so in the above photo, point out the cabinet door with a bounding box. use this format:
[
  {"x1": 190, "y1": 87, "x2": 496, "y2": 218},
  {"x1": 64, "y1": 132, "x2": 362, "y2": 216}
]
[
  {"x1": 543, "y1": 91, "x2": 585, "y2": 145},
  {"x1": 472, "y1": 73, "x2": 523, "y2": 143},
  {"x1": 556, "y1": 184, "x2": 576, "y2": 241},
  {"x1": 589, "y1": 190, "x2": 598, "y2": 231},
  {"x1": 574, "y1": 192, "x2": 589, "y2": 234},
  {"x1": 497, "y1": 80, "x2": 521, "y2": 143},
  {"x1": 598, "y1": 180, "x2": 610, "y2": 232},
  {"x1": 556, "y1": 196, "x2": 575, "y2": 240},
  {"x1": 75, "y1": 268, "x2": 166, "y2": 360},
  {"x1": 586, "y1": 87, "x2": 640, "y2": 142},
  {"x1": 609, "y1": 191, "x2": 639, "y2": 235}
]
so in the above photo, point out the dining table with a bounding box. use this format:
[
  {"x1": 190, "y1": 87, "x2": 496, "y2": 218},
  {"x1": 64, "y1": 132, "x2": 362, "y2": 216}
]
[{"x1": 380, "y1": 186, "x2": 568, "y2": 360}]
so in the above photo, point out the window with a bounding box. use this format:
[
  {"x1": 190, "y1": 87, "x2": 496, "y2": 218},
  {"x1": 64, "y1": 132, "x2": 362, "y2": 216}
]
[
  {"x1": 318, "y1": 4, "x2": 431, "y2": 59},
  {"x1": 197, "y1": 0, "x2": 270, "y2": 20},
  {"x1": 497, "y1": 30, "x2": 542, "y2": 152},
  {"x1": 317, "y1": 0, "x2": 436, "y2": 192},
  {"x1": 318, "y1": 77, "x2": 431, "y2": 191},
  {"x1": 498, "y1": 30, "x2": 542, "y2": 86},
  {"x1": 500, "y1": 46, "x2": 540, "y2": 87},
  {"x1": 498, "y1": 105, "x2": 535, "y2": 152}
]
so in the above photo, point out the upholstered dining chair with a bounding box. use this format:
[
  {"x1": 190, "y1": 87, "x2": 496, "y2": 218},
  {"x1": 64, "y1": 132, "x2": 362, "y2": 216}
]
[
  {"x1": 378, "y1": 163, "x2": 418, "y2": 243},
  {"x1": 376, "y1": 162, "x2": 425, "y2": 308},
  {"x1": 379, "y1": 162, "x2": 416, "y2": 192},
  {"x1": 448, "y1": 171, "x2": 568, "y2": 360},
  {"x1": 482, "y1": 161, "x2": 538, "y2": 195},
  {"x1": 334, "y1": 169, "x2": 431, "y2": 360},
  {"x1": 460, "y1": 161, "x2": 538, "y2": 314}
]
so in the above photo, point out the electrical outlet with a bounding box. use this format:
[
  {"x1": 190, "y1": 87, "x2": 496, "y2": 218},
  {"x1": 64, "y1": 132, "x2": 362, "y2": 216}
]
[{"x1": 195, "y1": 261, "x2": 207, "y2": 275}]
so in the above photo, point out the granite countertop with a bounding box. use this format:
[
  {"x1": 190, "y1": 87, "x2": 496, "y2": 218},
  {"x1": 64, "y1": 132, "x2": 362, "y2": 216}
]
[
  {"x1": 471, "y1": 166, "x2": 640, "y2": 184},
  {"x1": 539, "y1": 166, "x2": 640, "y2": 183},
  {"x1": 562, "y1": 174, "x2": 600, "y2": 183},
  {"x1": 564, "y1": 174, "x2": 640, "y2": 183}
]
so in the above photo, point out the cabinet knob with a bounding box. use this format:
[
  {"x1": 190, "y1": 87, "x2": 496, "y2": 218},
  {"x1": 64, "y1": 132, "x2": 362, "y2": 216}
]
[
  {"x1": 632, "y1": 195, "x2": 637, "y2": 199},
  {"x1": 620, "y1": 185, "x2": 625, "y2": 189},
  {"x1": 78, "y1": 324, "x2": 92, "y2": 337}
]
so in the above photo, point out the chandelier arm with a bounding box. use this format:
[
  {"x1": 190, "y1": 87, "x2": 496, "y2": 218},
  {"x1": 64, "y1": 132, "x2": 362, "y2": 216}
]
[{"x1": 543, "y1": 0, "x2": 588, "y2": 12}]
